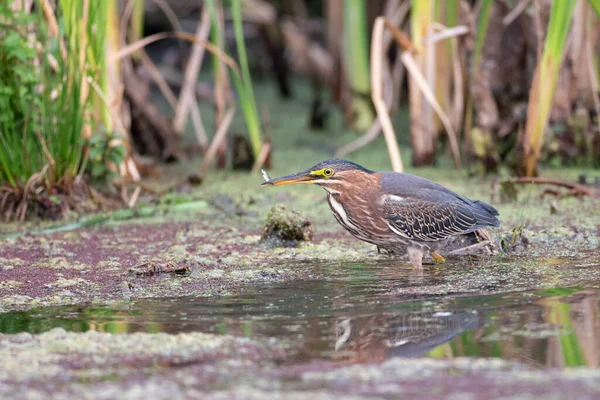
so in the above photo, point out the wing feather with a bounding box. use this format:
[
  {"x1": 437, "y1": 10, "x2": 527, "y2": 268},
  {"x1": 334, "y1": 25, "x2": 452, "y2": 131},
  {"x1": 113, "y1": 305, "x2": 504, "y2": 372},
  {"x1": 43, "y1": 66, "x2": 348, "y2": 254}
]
[{"x1": 382, "y1": 195, "x2": 477, "y2": 242}]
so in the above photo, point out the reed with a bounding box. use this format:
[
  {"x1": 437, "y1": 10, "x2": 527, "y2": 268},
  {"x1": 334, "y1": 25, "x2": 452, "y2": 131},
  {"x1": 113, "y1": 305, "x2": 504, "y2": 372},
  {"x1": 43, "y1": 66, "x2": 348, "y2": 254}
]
[
  {"x1": 516, "y1": 0, "x2": 576, "y2": 176},
  {"x1": 343, "y1": 0, "x2": 374, "y2": 132},
  {"x1": 231, "y1": 0, "x2": 263, "y2": 158}
]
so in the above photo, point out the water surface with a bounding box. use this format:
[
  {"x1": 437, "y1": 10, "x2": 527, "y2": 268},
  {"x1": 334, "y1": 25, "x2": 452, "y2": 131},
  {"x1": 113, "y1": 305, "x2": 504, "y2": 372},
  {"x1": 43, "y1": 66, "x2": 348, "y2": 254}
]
[{"x1": 2, "y1": 261, "x2": 599, "y2": 369}]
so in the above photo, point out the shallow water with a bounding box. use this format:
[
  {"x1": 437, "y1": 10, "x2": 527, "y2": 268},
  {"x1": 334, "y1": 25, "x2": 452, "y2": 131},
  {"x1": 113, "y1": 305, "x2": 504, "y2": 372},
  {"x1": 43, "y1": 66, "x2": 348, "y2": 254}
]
[{"x1": 2, "y1": 261, "x2": 600, "y2": 369}]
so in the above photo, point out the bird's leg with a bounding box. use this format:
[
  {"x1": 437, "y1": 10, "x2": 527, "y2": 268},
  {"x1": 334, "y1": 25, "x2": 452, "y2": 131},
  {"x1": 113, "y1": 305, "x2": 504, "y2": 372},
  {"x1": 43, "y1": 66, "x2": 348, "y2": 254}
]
[
  {"x1": 407, "y1": 247, "x2": 423, "y2": 269},
  {"x1": 430, "y1": 251, "x2": 446, "y2": 263}
]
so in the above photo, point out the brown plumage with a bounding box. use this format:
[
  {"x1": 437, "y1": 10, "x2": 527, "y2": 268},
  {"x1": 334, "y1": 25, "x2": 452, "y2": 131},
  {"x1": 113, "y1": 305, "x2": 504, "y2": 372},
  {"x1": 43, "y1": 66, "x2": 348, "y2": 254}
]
[{"x1": 262, "y1": 159, "x2": 500, "y2": 268}]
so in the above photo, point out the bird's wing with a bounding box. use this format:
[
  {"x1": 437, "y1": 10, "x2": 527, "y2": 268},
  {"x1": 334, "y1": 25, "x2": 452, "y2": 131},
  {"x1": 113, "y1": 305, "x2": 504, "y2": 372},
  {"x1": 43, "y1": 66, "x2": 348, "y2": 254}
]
[{"x1": 381, "y1": 193, "x2": 478, "y2": 242}]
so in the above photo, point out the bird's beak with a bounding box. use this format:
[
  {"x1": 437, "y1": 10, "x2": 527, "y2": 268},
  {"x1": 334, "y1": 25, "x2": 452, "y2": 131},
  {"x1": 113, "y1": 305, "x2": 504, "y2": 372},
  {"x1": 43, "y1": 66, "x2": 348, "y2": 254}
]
[{"x1": 261, "y1": 170, "x2": 314, "y2": 186}]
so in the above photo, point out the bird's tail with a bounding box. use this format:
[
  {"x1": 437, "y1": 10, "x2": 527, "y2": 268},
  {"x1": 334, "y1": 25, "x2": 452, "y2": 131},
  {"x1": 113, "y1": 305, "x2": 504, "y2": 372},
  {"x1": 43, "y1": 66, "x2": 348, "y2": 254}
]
[{"x1": 472, "y1": 200, "x2": 500, "y2": 227}]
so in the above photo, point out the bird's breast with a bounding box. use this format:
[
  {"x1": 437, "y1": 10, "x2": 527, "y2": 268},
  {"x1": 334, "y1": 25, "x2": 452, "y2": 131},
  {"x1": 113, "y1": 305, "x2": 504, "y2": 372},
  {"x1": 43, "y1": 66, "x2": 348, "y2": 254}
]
[{"x1": 327, "y1": 193, "x2": 361, "y2": 232}]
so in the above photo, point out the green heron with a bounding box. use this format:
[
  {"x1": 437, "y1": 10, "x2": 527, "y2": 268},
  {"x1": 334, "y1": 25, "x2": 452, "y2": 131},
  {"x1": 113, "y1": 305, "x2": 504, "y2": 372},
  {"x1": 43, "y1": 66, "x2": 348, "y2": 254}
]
[{"x1": 262, "y1": 159, "x2": 500, "y2": 268}]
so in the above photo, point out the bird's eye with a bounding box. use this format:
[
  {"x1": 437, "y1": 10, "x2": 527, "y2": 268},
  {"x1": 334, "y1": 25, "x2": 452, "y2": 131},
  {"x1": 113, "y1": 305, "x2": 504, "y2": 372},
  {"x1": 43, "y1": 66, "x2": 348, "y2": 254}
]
[{"x1": 323, "y1": 168, "x2": 334, "y2": 177}]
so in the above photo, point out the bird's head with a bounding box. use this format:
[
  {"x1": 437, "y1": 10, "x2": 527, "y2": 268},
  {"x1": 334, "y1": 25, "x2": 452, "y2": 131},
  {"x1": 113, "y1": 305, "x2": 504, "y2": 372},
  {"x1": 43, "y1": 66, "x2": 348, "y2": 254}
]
[{"x1": 261, "y1": 159, "x2": 373, "y2": 191}]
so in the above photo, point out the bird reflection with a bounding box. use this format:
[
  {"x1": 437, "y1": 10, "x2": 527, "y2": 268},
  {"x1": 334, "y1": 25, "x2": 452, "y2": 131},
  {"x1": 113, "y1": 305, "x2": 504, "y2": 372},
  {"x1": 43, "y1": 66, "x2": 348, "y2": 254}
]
[
  {"x1": 385, "y1": 312, "x2": 479, "y2": 358},
  {"x1": 334, "y1": 311, "x2": 480, "y2": 361}
]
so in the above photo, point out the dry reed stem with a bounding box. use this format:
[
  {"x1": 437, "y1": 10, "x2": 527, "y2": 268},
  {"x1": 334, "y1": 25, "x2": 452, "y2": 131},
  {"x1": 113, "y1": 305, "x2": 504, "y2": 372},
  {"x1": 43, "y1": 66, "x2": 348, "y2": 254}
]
[
  {"x1": 450, "y1": 35, "x2": 464, "y2": 133},
  {"x1": 251, "y1": 141, "x2": 272, "y2": 173},
  {"x1": 87, "y1": 76, "x2": 140, "y2": 182},
  {"x1": 110, "y1": 32, "x2": 240, "y2": 76},
  {"x1": 152, "y1": 0, "x2": 184, "y2": 32},
  {"x1": 33, "y1": 131, "x2": 55, "y2": 183},
  {"x1": 173, "y1": 8, "x2": 211, "y2": 145},
  {"x1": 585, "y1": 15, "x2": 600, "y2": 140},
  {"x1": 128, "y1": 185, "x2": 142, "y2": 208},
  {"x1": 340, "y1": 14, "x2": 464, "y2": 166},
  {"x1": 140, "y1": 0, "x2": 207, "y2": 147},
  {"x1": 421, "y1": 25, "x2": 469, "y2": 45},
  {"x1": 79, "y1": 0, "x2": 91, "y2": 106},
  {"x1": 338, "y1": 7, "x2": 402, "y2": 158},
  {"x1": 384, "y1": 17, "x2": 462, "y2": 168},
  {"x1": 138, "y1": 49, "x2": 178, "y2": 106},
  {"x1": 251, "y1": 105, "x2": 272, "y2": 172},
  {"x1": 200, "y1": 107, "x2": 236, "y2": 177},
  {"x1": 335, "y1": 119, "x2": 382, "y2": 157},
  {"x1": 502, "y1": 0, "x2": 532, "y2": 26},
  {"x1": 400, "y1": 51, "x2": 461, "y2": 168},
  {"x1": 40, "y1": 0, "x2": 67, "y2": 60},
  {"x1": 337, "y1": 46, "x2": 396, "y2": 157},
  {"x1": 371, "y1": 17, "x2": 403, "y2": 172}
]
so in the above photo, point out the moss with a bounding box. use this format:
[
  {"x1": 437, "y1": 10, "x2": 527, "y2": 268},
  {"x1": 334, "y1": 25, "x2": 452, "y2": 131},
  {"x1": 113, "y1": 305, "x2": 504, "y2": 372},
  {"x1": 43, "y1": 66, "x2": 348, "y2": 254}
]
[{"x1": 260, "y1": 205, "x2": 313, "y2": 247}]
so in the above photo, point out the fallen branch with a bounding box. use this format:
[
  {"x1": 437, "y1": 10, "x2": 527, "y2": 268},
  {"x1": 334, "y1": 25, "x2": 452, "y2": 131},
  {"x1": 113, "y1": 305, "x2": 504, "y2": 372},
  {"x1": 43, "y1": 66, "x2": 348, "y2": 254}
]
[{"x1": 496, "y1": 177, "x2": 600, "y2": 199}]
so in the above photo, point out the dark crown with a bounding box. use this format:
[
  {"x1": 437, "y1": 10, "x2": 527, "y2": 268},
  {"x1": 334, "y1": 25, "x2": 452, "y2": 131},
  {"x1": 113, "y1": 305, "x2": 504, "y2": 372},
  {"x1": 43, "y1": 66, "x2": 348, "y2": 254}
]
[{"x1": 309, "y1": 159, "x2": 373, "y2": 174}]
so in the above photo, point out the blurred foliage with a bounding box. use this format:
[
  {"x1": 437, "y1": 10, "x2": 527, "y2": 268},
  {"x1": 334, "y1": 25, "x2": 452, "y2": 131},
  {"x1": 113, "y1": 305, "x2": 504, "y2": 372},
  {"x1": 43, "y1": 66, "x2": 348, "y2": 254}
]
[
  {"x1": 0, "y1": 2, "x2": 84, "y2": 187},
  {"x1": 86, "y1": 131, "x2": 127, "y2": 182}
]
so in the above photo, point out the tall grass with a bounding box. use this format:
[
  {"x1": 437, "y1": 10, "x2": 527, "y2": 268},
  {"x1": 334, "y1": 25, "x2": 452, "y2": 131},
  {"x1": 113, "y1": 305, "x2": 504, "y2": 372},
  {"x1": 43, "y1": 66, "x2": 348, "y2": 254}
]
[
  {"x1": 516, "y1": 0, "x2": 576, "y2": 176},
  {"x1": 205, "y1": 0, "x2": 263, "y2": 160},
  {"x1": 231, "y1": 0, "x2": 263, "y2": 159},
  {"x1": 0, "y1": 2, "x2": 85, "y2": 188}
]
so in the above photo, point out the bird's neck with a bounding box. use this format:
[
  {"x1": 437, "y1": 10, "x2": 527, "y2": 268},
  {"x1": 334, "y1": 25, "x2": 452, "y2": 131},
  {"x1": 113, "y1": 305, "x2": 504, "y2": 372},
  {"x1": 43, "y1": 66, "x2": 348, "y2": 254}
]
[{"x1": 323, "y1": 173, "x2": 380, "y2": 206}]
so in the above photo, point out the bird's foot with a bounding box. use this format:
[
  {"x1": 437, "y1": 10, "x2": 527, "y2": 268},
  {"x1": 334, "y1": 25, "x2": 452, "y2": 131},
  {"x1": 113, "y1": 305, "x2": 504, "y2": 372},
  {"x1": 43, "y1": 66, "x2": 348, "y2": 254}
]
[{"x1": 430, "y1": 251, "x2": 446, "y2": 263}]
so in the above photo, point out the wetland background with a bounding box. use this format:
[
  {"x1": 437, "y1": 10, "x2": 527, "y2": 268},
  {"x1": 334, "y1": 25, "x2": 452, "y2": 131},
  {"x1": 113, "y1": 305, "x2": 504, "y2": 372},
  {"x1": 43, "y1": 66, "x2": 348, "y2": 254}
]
[{"x1": 1, "y1": 0, "x2": 600, "y2": 399}]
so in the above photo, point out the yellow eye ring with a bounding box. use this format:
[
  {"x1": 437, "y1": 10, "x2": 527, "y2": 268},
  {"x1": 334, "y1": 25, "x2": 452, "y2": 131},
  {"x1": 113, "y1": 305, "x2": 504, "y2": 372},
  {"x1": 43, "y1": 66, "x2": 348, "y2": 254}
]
[{"x1": 323, "y1": 168, "x2": 334, "y2": 177}]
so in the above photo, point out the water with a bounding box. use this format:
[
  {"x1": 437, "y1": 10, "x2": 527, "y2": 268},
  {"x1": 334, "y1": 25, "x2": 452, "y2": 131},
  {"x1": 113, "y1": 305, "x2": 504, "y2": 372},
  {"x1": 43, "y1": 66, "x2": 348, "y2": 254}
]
[{"x1": 1, "y1": 262, "x2": 599, "y2": 369}]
